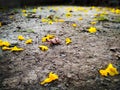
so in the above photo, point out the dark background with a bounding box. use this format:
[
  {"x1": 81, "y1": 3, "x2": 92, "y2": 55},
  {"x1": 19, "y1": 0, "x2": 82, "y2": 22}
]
[{"x1": 0, "y1": 0, "x2": 120, "y2": 8}]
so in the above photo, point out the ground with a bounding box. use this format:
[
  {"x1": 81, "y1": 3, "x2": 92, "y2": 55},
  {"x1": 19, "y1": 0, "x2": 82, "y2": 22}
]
[{"x1": 0, "y1": 6, "x2": 120, "y2": 90}]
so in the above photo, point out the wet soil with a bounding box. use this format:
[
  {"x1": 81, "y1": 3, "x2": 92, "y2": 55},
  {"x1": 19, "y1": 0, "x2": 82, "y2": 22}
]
[{"x1": 0, "y1": 6, "x2": 120, "y2": 90}]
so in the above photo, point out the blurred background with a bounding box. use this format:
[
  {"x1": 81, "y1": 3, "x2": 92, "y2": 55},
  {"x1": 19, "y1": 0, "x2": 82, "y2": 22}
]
[{"x1": 0, "y1": 0, "x2": 120, "y2": 8}]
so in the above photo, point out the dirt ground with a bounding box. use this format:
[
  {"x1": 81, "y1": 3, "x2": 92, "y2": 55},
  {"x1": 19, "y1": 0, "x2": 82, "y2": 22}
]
[{"x1": 0, "y1": 6, "x2": 120, "y2": 90}]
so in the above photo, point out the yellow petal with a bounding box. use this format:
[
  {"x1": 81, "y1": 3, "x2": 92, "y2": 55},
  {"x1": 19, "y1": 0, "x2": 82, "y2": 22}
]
[
  {"x1": 66, "y1": 13, "x2": 72, "y2": 18},
  {"x1": 22, "y1": 9, "x2": 27, "y2": 13},
  {"x1": 65, "y1": 38, "x2": 72, "y2": 45},
  {"x1": 40, "y1": 72, "x2": 58, "y2": 85},
  {"x1": 106, "y1": 63, "x2": 119, "y2": 76},
  {"x1": 23, "y1": 13, "x2": 27, "y2": 17},
  {"x1": 25, "y1": 39, "x2": 32, "y2": 44},
  {"x1": 39, "y1": 45, "x2": 48, "y2": 51},
  {"x1": 2, "y1": 46, "x2": 11, "y2": 51},
  {"x1": 48, "y1": 20, "x2": 53, "y2": 25},
  {"x1": 88, "y1": 27, "x2": 97, "y2": 33},
  {"x1": 11, "y1": 46, "x2": 23, "y2": 52},
  {"x1": 41, "y1": 18, "x2": 48, "y2": 22},
  {"x1": 46, "y1": 34, "x2": 55, "y2": 39},
  {"x1": 2, "y1": 41, "x2": 10, "y2": 46},
  {"x1": 56, "y1": 19, "x2": 64, "y2": 22},
  {"x1": 72, "y1": 23, "x2": 77, "y2": 27},
  {"x1": 0, "y1": 22, "x2": 2, "y2": 27},
  {"x1": 0, "y1": 39, "x2": 3, "y2": 46},
  {"x1": 79, "y1": 17, "x2": 83, "y2": 20},
  {"x1": 91, "y1": 22, "x2": 96, "y2": 25},
  {"x1": 40, "y1": 78, "x2": 52, "y2": 85},
  {"x1": 49, "y1": 72, "x2": 59, "y2": 80},
  {"x1": 42, "y1": 37, "x2": 47, "y2": 42},
  {"x1": 99, "y1": 69, "x2": 108, "y2": 76},
  {"x1": 18, "y1": 35, "x2": 25, "y2": 41}
]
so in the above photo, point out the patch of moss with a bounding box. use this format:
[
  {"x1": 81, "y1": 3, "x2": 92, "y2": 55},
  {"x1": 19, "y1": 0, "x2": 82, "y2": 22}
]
[
  {"x1": 112, "y1": 17, "x2": 120, "y2": 23},
  {"x1": 96, "y1": 15, "x2": 109, "y2": 21}
]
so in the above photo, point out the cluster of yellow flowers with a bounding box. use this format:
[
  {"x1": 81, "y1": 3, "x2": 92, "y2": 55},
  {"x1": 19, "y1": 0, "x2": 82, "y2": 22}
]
[
  {"x1": 18, "y1": 35, "x2": 33, "y2": 44},
  {"x1": 0, "y1": 39, "x2": 23, "y2": 51},
  {"x1": 40, "y1": 34, "x2": 72, "y2": 51}
]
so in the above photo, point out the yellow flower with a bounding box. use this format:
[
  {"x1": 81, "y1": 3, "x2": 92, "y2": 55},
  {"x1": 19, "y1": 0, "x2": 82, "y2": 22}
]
[
  {"x1": 18, "y1": 35, "x2": 25, "y2": 41},
  {"x1": 66, "y1": 13, "x2": 72, "y2": 18},
  {"x1": 23, "y1": 13, "x2": 28, "y2": 17},
  {"x1": 106, "y1": 63, "x2": 119, "y2": 76},
  {"x1": 11, "y1": 46, "x2": 23, "y2": 52},
  {"x1": 42, "y1": 34, "x2": 55, "y2": 42},
  {"x1": 2, "y1": 41, "x2": 10, "y2": 47},
  {"x1": 0, "y1": 22, "x2": 2, "y2": 27},
  {"x1": 0, "y1": 39, "x2": 3, "y2": 46},
  {"x1": 42, "y1": 37, "x2": 48, "y2": 42},
  {"x1": 56, "y1": 19, "x2": 65, "y2": 22},
  {"x1": 33, "y1": 8, "x2": 37, "y2": 13},
  {"x1": 72, "y1": 23, "x2": 77, "y2": 27},
  {"x1": 91, "y1": 21, "x2": 96, "y2": 25},
  {"x1": 99, "y1": 63, "x2": 119, "y2": 76},
  {"x1": 2, "y1": 46, "x2": 11, "y2": 51},
  {"x1": 65, "y1": 38, "x2": 72, "y2": 45},
  {"x1": 88, "y1": 27, "x2": 97, "y2": 33},
  {"x1": 39, "y1": 45, "x2": 48, "y2": 51},
  {"x1": 40, "y1": 72, "x2": 58, "y2": 85},
  {"x1": 77, "y1": 7, "x2": 84, "y2": 11},
  {"x1": 22, "y1": 9, "x2": 26, "y2": 13},
  {"x1": 48, "y1": 20, "x2": 53, "y2": 25},
  {"x1": 41, "y1": 18, "x2": 48, "y2": 22},
  {"x1": 111, "y1": 9, "x2": 115, "y2": 13},
  {"x1": 115, "y1": 9, "x2": 120, "y2": 14},
  {"x1": 46, "y1": 34, "x2": 55, "y2": 39},
  {"x1": 79, "y1": 17, "x2": 83, "y2": 20},
  {"x1": 25, "y1": 39, "x2": 32, "y2": 44},
  {"x1": 9, "y1": 16, "x2": 13, "y2": 19},
  {"x1": 99, "y1": 69, "x2": 108, "y2": 76}
]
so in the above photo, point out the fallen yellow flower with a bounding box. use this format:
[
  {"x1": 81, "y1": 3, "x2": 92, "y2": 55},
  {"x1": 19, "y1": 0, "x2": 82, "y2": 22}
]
[
  {"x1": 48, "y1": 20, "x2": 53, "y2": 25},
  {"x1": 46, "y1": 34, "x2": 55, "y2": 39},
  {"x1": 115, "y1": 9, "x2": 120, "y2": 14},
  {"x1": 99, "y1": 63, "x2": 119, "y2": 76},
  {"x1": 42, "y1": 34, "x2": 55, "y2": 42},
  {"x1": 0, "y1": 39, "x2": 3, "y2": 46},
  {"x1": 22, "y1": 9, "x2": 27, "y2": 13},
  {"x1": 2, "y1": 41, "x2": 11, "y2": 47},
  {"x1": 42, "y1": 37, "x2": 48, "y2": 42},
  {"x1": 72, "y1": 23, "x2": 77, "y2": 27},
  {"x1": 65, "y1": 38, "x2": 72, "y2": 45},
  {"x1": 79, "y1": 17, "x2": 83, "y2": 20},
  {"x1": 40, "y1": 72, "x2": 58, "y2": 85},
  {"x1": 9, "y1": 16, "x2": 13, "y2": 19},
  {"x1": 106, "y1": 63, "x2": 119, "y2": 76},
  {"x1": 25, "y1": 39, "x2": 32, "y2": 44},
  {"x1": 0, "y1": 22, "x2": 2, "y2": 27},
  {"x1": 23, "y1": 13, "x2": 27, "y2": 17},
  {"x1": 2, "y1": 46, "x2": 11, "y2": 51},
  {"x1": 39, "y1": 45, "x2": 48, "y2": 51},
  {"x1": 88, "y1": 27, "x2": 97, "y2": 33},
  {"x1": 66, "y1": 13, "x2": 72, "y2": 18},
  {"x1": 11, "y1": 46, "x2": 23, "y2": 52},
  {"x1": 99, "y1": 69, "x2": 108, "y2": 76},
  {"x1": 56, "y1": 19, "x2": 65, "y2": 22},
  {"x1": 33, "y1": 8, "x2": 37, "y2": 13},
  {"x1": 91, "y1": 21, "x2": 96, "y2": 25},
  {"x1": 41, "y1": 18, "x2": 48, "y2": 22},
  {"x1": 18, "y1": 35, "x2": 25, "y2": 41}
]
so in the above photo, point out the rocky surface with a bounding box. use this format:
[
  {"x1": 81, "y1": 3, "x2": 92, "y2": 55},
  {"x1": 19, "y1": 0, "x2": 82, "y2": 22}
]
[{"x1": 0, "y1": 6, "x2": 120, "y2": 90}]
